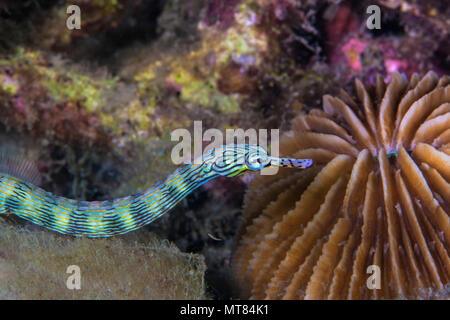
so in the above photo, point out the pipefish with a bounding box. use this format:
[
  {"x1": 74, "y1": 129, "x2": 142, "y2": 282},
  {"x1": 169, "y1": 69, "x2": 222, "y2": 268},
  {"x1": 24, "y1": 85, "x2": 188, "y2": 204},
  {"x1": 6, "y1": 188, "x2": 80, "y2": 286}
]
[{"x1": 0, "y1": 144, "x2": 312, "y2": 238}]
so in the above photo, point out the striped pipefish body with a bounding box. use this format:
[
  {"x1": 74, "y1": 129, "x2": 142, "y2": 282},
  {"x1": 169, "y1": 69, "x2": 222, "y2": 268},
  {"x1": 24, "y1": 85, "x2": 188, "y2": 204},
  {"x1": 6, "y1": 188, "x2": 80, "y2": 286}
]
[{"x1": 0, "y1": 144, "x2": 313, "y2": 238}]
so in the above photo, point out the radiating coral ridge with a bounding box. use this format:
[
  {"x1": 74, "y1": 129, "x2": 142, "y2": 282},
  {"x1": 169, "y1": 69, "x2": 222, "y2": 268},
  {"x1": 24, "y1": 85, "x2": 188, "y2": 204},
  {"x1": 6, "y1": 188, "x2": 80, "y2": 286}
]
[{"x1": 233, "y1": 71, "x2": 450, "y2": 300}]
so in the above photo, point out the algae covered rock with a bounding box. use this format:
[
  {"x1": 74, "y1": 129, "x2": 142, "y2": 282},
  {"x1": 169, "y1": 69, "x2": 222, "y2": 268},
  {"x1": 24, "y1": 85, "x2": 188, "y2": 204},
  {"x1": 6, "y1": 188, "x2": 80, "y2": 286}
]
[{"x1": 0, "y1": 220, "x2": 207, "y2": 299}]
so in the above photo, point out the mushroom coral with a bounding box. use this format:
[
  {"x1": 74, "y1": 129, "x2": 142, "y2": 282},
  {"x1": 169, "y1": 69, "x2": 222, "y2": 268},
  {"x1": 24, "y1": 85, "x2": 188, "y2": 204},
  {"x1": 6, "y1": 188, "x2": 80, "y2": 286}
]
[{"x1": 232, "y1": 71, "x2": 450, "y2": 299}]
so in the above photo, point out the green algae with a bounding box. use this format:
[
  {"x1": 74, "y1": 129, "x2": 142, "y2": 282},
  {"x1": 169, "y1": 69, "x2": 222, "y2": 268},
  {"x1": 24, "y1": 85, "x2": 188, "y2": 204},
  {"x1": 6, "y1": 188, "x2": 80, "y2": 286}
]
[
  {"x1": 0, "y1": 74, "x2": 18, "y2": 95},
  {"x1": 43, "y1": 71, "x2": 117, "y2": 113}
]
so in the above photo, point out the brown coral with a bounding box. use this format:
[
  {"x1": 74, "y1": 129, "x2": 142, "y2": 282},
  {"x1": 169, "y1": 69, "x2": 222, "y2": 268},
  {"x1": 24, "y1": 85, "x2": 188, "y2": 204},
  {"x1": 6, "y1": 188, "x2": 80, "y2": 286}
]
[{"x1": 232, "y1": 71, "x2": 450, "y2": 299}]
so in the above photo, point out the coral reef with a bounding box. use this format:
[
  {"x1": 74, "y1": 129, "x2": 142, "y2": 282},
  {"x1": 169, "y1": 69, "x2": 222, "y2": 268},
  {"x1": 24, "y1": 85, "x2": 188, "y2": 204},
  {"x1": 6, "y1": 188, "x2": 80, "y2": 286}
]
[
  {"x1": 0, "y1": 219, "x2": 207, "y2": 299},
  {"x1": 116, "y1": 0, "x2": 343, "y2": 133},
  {"x1": 0, "y1": 0, "x2": 166, "y2": 58},
  {"x1": 0, "y1": 48, "x2": 115, "y2": 145},
  {"x1": 0, "y1": 46, "x2": 180, "y2": 200},
  {"x1": 232, "y1": 71, "x2": 450, "y2": 299},
  {"x1": 325, "y1": 1, "x2": 449, "y2": 82},
  {"x1": 0, "y1": 0, "x2": 449, "y2": 300}
]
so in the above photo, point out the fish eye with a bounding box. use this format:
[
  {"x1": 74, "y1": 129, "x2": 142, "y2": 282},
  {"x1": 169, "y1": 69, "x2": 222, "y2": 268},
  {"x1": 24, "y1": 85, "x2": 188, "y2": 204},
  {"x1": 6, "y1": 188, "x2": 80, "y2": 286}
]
[
  {"x1": 246, "y1": 154, "x2": 267, "y2": 170},
  {"x1": 248, "y1": 155, "x2": 260, "y2": 164}
]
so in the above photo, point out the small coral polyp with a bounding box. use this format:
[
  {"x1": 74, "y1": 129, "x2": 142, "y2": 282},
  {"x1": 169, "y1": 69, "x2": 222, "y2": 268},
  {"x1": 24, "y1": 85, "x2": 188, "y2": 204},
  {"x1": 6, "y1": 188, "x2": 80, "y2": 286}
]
[{"x1": 233, "y1": 71, "x2": 450, "y2": 299}]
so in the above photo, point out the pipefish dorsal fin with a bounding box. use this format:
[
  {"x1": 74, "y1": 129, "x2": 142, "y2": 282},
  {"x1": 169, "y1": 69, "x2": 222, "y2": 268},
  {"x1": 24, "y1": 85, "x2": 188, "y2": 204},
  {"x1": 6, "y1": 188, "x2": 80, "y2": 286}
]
[{"x1": 0, "y1": 140, "x2": 42, "y2": 186}]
